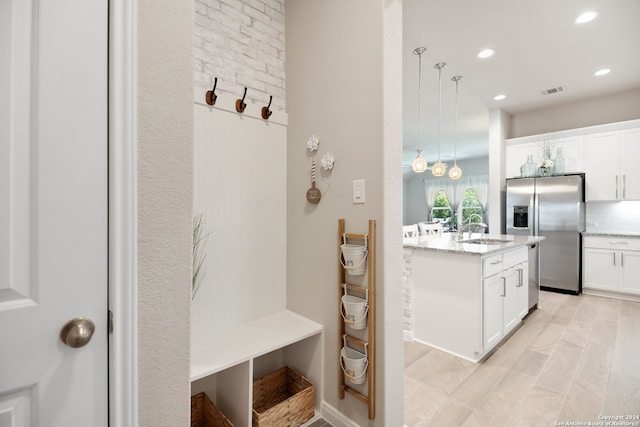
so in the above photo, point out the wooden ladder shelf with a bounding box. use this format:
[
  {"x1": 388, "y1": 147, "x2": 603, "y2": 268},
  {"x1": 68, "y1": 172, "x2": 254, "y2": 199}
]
[{"x1": 338, "y1": 218, "x2": 376, "y2": 420}]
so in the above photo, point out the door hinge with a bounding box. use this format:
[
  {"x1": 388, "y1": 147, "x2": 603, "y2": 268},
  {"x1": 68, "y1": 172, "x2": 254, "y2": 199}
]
[{"x1": 108, "y1": 310, "x2": 114, "y2": 334}]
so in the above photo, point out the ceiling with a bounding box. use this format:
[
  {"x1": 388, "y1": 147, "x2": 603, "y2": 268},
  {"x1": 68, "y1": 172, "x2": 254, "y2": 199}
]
[{"x1": 402, "y1": 0, "x2": 640, "y2": 175}]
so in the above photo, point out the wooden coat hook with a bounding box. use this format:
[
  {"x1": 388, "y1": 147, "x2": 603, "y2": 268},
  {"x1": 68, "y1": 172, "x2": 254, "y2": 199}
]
[
  {"x1": 261, "y1": 95, "x2": 273, "y2": 120},
  {"x1": 235, "y1": 87, "x2": 247, "y2": 113},
  {"x1": 205, "y1": 77, "x2": 218, "y2": 106}
]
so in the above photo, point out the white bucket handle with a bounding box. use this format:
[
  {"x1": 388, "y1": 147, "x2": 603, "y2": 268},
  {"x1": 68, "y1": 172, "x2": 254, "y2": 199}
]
[
  {"x1": 340, "y1": 299, "x2": 369, "y2": 326},
  {"x1": 343, "y1": 233, "x2": 368, "y2": 249},
  {"x1": 340, "y1": 356, "x2": 369, "y2": 383},
  {"x1": 339, "y1": 247, "x2": 368, "y2": 271},
  {"x1": 342, "y1": 335, "x2": 369, "y2": 358}
]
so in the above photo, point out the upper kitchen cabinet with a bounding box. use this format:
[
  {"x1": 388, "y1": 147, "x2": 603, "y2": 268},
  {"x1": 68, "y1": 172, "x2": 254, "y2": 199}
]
[
  {"x1": 586, "y1": 128, "x2": 640, "y2": 201},
  {"x1": 505, "y1": 135, "x2": 585, "y2": 179}
]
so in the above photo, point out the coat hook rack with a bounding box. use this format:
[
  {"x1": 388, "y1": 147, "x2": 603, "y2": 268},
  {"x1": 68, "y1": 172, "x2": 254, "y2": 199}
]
[
  {"x1": 205, "y1": 77, "x2": 218, "y2": 106},
  {"x1": 235, "y1": 87, "x2": 247, "y2": 113},
  {"x1": 261, "y1": 95, "x2": 273, "y2": 120}
]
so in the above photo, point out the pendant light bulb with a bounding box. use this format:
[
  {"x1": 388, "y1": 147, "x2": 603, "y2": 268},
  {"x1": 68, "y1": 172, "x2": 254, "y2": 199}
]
[
  {"x1": 412, "y1": 150, "x2": 428, "y2": 173},
  {"x1": 432, "y1": 160, "x2": 446, "y2": 177},
  {"x1": 412, "y1": 47, "x2": 428, "y2": 173},
  {"x1": 449, "y1": 75, "x2": 463, "y2": 180},
  {"x1": 449, "y1": 164, "x2": 462, "y2": 180},
  {"x1": 432, "y1": 62, "x2": 447, "y2": 177}
]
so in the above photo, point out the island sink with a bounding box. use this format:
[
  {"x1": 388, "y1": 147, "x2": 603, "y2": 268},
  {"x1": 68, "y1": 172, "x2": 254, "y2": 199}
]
[{"x1": 461, "y1": 238, "x2": 513, "y2": 245}]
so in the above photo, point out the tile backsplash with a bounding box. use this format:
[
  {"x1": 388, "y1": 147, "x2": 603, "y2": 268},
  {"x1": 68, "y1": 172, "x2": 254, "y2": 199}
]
[{"x1": 586, "y1": 201, "x2": 640, "y2": 233}]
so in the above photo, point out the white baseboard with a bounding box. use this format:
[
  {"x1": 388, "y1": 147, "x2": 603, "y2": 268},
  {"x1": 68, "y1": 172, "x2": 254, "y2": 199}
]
[
  {"x1": 321, "y1": 401, "x2": 360, "y2": 427},
  {"x1": 583, "y1": 288, "x2": 640, "y2": 303}
]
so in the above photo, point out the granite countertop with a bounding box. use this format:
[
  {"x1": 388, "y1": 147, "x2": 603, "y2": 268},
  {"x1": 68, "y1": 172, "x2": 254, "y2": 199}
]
[
  {"x1": 403, "y1": 233, "x2": 545, "y2": 256},
  {"x1": 582, "y1": 231, "x2": 640, "y2": 238}
]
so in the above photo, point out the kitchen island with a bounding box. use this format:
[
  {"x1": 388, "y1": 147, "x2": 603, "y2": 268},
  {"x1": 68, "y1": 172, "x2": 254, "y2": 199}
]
[{"x1": 403, "y1": 233, "x2": 544, "y2": 362}]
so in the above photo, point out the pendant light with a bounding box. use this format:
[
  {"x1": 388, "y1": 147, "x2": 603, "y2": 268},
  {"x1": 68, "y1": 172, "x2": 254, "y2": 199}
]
[
  {"x1": 448, "y1": 75, "x2": 463, "y2": 180},
  {"x1": 432, "y1": 62, "x2": 447, "y2": 176},
  {"x1": 412, "y1": 47, "x2": 428, "y2": 173}
]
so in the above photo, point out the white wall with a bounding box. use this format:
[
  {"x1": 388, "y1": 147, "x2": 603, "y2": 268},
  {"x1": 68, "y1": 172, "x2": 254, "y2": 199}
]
[
  {"x1": 403, "y1": 156, "x2": 489, "y2": 225},
  {"x1": 286, "y1": 0, "x2": 403, "y2": 425},
  {"x1": 510, "y1": 88, "x2": 640, "y2": 138},
  {"x1": 192, "y1": 101, "x2": 287, "y2": 333},
  {"x1": 137, "y1": 0, "x2": 194, "y2": 425}
]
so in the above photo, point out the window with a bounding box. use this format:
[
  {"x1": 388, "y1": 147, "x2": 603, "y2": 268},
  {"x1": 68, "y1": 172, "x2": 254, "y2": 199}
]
[
  {"x1": 431, "y1": 190, "x2": 452, "y2": 221},
  {"x1": 431, "y1": 188, "x2": 483, "y2": 226},
  {"x1": 461, "y1": 189, "x2": 483, "y2": 224}
]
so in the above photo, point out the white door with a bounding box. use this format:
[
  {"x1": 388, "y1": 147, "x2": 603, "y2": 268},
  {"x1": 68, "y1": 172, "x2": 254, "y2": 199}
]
[
  {"x1": 0, "y1": 0, "x2": 108, "y2": 425},
  {"x1": 583, "y1": 248, "x2": 618, "y2": 291},
  {"x1": 620, "y1": 250, "x2": 640, "y2": 295},
  {"x1": 621, "y1": 128, "x2": 640, "y2": 200}
]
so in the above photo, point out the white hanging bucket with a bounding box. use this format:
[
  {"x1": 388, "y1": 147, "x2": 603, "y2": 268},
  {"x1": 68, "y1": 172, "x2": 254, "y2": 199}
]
[
  {"x1": 341, "y1": 295, "x2": 368, "y2": 329},
  {"x1": 340, "y1": 342, "x2": 368, "y2": 385},
  {"x1": 340, "y1": 234, "x2": 368, "y2": 275}
]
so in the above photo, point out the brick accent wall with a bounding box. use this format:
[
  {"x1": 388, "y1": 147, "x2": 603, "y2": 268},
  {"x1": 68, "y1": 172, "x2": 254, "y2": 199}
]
[{"x1": 194, "y1": 0, "x2": 286, "y2": 112}]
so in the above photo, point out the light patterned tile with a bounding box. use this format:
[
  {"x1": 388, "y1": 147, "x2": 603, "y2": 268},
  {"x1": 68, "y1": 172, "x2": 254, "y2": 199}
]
[
  {"x1": 403, "y1": 291, "x2": 640, "y2": 427},
  {"x1": 404, "y1": 349, "x2": 476, "y2": 394},
  {"x1": 462, "y1": 391, "x2": 519, "y2": 427},
  {"x1": 529, "y1": 322, "x2": 566, "y2": 355},
  {"x1": 419, "y1": 399, "x2": 472, "y2": 427},
  {"x1": 522, "y1": 385, "x2": 563, "y2": 423},
  {"x1": 536, "y1": 340, "x2": 584, "y2": 394},
  {"x1": 573, "y1": 340, "x2": 614, "y2": 398},
  {"x1": 620, "y1": 300, "x2": 640, "y2": 317},
  {"x1": 404, "y1": 340, "x2": 432, "y2": 368},
  {"x1": 404, "y1": 381, "x2": 447, "y2": 419},
  {"x1": 558, "y1": 380, "x2": 604, "y2": 422},
  {"x1": 562, "y1": 319, "x2": 592, "y2": 347},
  {"x1": 449, "y1": 364, "x2": 508, "y2": 409}
]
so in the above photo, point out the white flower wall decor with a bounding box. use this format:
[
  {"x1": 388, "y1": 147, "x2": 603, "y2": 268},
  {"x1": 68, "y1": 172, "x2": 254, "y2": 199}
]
[
  {"x1": 306, "y1": 134, "x2": 320, "y2": 152},
  {"x1": 321, "y1": 152, "x2": 335, "y2": 171}
]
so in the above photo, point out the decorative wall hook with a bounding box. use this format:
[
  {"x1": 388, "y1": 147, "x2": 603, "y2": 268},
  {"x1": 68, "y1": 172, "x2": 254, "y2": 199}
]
[
  {"x1": 205, "y1": 77, "x2": 218, "y2": 106},
  {"x1": 235, "y1": 87, "x2": 247, "y2": 113},
  {"x1": 261, "y1": 95, "x2": 273, "y2": 120}
]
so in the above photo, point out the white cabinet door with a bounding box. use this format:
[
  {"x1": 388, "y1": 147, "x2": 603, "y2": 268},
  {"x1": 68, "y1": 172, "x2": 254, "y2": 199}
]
[
  {"x1": 621, "y1": 129, "x2": 640, "y2": 200},
  {"x1": 483, "y1": 274, "x2": 504, "y2": 351},
  {"x1": 620, "y1": 251, "x2": 640, "y2": 295},
  {"x1": 555, "y1": 136, "x2": 585, "y2": 174},
  {"x1": 583, "y1": 248, "x2": 618, "y2": 291},
  {"x1": 502, "y1": 267, "x2": 520, "y2": 334},
  {"x1": 516, "y1": 262, "x2": 529, "y2": 320},
  {"x1": 505, "y1": 142, "x2": 538, "y2": 178},
  {"x1": 586, "y1": 132, "x2": 621, "y2": 201}
]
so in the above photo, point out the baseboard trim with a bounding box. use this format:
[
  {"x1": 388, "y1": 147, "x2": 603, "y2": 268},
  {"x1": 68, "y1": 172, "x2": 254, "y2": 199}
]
[
  {"x1": 321, "y1": 401, "x2": 360, "y2": 427},
  {"x1": 583, "y1": 288, "x2": 640, "y2": 303}
]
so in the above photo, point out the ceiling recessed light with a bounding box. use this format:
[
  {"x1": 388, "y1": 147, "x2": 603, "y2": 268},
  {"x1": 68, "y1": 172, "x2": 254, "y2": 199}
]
[
  {"x1": 575, "y1": 11, "x2": 599, "y2": 24},
  {"x1": 477, "y1": 48, "x2": 495, "y2": 59},
  {"x1": 594, "y1": 68, "x2": 610, "y2": 76},
  {"x1": 494, "y1": 94, "x2": 506, "y2": 101}
]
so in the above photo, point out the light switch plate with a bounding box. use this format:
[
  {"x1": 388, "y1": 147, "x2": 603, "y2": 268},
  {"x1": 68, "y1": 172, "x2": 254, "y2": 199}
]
[{"x1": 353, "y1": 179, "x2": 365, "y2": 204}]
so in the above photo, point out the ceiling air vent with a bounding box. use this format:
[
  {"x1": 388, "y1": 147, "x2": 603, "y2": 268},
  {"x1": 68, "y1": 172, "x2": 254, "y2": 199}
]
[{"x1": 541, "y1": 86, "x2": 565, "y2": 96}]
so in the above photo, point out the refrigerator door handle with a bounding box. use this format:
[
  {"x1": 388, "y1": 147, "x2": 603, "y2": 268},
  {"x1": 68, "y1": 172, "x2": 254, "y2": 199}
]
[
  {"x1": 622, "y1": 253, "x2": 624, "y2": 267},
  {"x1": 616, "y1": 175, "x2": 619, "y2": 199},
  {"x1": 613, "y1": 252, "x2": 616, "y2": 266},
  {"x1": 623, "y1": 175, "x2": 626, "y2": 199},
  {"x1": 531, "y1": 192, "x2": 540, "y2": 236}
]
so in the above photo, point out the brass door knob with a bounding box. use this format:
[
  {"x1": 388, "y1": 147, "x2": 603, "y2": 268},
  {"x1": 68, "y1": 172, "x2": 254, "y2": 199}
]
[{"x1": 60, "y1": 317, "x2": 95, "y2": 348}]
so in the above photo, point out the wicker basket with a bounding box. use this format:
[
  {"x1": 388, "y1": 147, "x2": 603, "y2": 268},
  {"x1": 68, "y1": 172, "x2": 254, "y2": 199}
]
[
  {"x1": 252, "y1": 366, "x2": 314, "y2": 427},
  {"x1": 191, "y1": 392, "x2": 234, "y2": 427}
]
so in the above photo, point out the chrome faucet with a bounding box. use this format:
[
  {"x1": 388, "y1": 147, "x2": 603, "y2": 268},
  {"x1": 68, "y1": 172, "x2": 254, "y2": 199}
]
[{"x1": 459, "y1": 214, "x2": 487, "y2": 236}]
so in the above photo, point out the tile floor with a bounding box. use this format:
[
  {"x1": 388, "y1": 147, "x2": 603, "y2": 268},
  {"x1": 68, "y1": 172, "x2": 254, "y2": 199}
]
[{"x1": 404, "y1": 291, "x2": 640, "y2": 427}]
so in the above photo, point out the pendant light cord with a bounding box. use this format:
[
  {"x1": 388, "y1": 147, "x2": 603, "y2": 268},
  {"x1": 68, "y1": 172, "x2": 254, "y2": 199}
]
[
  {"x1": 453, "y1": 77, "x2": 458, "y2": 165},
  {"x1": 437, "y1": 65, "x2": 441, "y2": 161}
]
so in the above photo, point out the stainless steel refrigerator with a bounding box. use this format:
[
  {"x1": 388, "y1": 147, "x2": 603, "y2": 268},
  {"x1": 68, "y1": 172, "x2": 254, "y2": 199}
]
[{"x1": 506, "y1": 174, "x2": 585, "y2": 296}]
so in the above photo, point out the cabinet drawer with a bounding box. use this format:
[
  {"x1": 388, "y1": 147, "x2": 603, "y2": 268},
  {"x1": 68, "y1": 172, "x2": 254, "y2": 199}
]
[
  {"x1": 583, "y1": 236, "x2": 640, "y2": 251},
  {"x1": 483, "y1": 254, "x2": 503, "y2": 278},
  {"x1": 502, "y1": 247, "x2": 528, "y2": 269}
]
